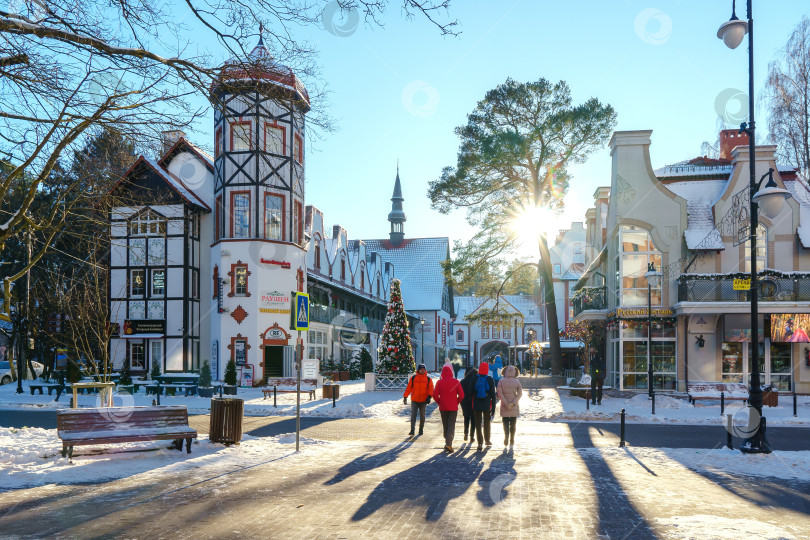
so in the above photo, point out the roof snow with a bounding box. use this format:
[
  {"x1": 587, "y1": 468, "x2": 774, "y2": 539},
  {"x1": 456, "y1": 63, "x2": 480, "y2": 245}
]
[
  {"x1": 360, "y1": 238, "x2": 449, "y2": 311},
  {"x1": 664, "y1": 180, "x2": 727, "y2": 251}
]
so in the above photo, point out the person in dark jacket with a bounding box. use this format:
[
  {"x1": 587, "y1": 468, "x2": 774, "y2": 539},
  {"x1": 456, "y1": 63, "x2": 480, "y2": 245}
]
[
  {"x1": 403, "y1": 363, "x2": 434, "y2": 436},
  {"x1": 459, "y1": 366, "x2": 478, "y2": 444},
  {"x1": 590, "y1": 354, "x2": 606, "y2": 405},
  {"x1": 472, "y1": 362, "x2": 496, "y2": 451},
  {"x1": 433, "y1": 365, "x2": 464, "y2": 453}
]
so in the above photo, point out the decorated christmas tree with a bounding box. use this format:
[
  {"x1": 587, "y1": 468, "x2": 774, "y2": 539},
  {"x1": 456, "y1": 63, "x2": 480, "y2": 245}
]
[{"x1": 376, "y1": 279, "x2": 416, "y2": 375}]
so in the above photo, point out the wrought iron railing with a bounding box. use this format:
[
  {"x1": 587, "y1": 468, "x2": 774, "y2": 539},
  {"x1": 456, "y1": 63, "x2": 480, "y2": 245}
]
[
  {"x1": 572, "y1": 286, "x2": 607, "y2": 317},
  {"x1": 677, "y1": 272, "x2": 810, "y2": 302}
]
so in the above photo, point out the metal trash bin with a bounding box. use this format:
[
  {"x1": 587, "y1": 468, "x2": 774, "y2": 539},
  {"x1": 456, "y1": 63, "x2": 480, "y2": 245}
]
[
  {"x1": 210, "y1": 398, "x2": 243, "y2": 445},
  {"x1": 323, "y1": 384, "x2": 340, "y2": 399}
]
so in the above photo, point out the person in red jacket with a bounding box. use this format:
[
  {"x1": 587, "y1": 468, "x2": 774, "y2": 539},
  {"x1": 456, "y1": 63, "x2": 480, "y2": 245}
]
[
  {"x1": 404, "y1": 363, "x2": 434, "y2": 436},
  {"x1": 432, "y1": 364, "x2": 464, "y2": 453}
]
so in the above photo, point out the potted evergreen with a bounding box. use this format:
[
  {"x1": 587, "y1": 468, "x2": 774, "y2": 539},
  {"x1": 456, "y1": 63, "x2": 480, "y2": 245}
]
[
  {"x1": 223, "y1": 358, "x2": 238, "y2": 395},
  {"x1": 150, "y1": 358, "x2": 161, "y2": 380},
  {"x1": 117, "y1": 358, "x2": 134, "y2": 394},
  {"x1": 197, "y1": 359, "x2": 215, "y2": 398}
]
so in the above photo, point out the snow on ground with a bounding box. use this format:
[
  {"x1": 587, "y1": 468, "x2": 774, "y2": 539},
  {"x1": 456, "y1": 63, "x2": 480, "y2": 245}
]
[
  {"x1": 1, "y1": 379, "x2": 809, "y2": 426},
  {"x1": 0, "y1": 426, "x2": 328, "y2": 490},
  {"x1": 653, "y1": 515, "x2": 799, "y2": 540},
  {"x1": 533, "y1": 387, "x2": 810, "y2": 427},
  {"x1": 581, "y1": 446, "x2": 810, "y2": 481}
]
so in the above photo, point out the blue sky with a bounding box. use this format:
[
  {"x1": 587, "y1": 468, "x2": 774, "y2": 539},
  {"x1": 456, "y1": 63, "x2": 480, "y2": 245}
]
[{"x1": 189, "y1": 1, "x2": 810, "y2": 258}]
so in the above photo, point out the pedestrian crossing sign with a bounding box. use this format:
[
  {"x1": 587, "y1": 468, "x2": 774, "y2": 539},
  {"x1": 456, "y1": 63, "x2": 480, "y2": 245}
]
[{"x1": 292, "y1": 292, "x2": 309, "y2": 331}]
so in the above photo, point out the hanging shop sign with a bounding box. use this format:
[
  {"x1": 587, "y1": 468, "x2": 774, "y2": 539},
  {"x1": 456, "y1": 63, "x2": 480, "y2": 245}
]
[
  {"x1": 123, "y1": 319, "x2": 165, "y2": 335},
  {"x1": 260, "y1": 290, "x2": 291, "y2": 314},
  {"x1": 611, "y1": 308, "x2": 674, "y2": 319}
]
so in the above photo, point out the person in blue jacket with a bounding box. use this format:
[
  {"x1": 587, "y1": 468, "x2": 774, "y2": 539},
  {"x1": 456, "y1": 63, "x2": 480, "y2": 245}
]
[{"x1": 491, "y1": 355, "x2": 504, "y2": 384}]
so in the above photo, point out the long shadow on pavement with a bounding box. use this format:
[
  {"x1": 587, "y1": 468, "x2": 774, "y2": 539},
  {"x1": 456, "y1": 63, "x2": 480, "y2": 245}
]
[
  {"x1": 569, "y1": 424, "x2": 656, "y2": 539},
  {"x1": 325, "y1": 439, "x2": 413, "y2": 485},
  {"x1": 352, "y1": 445, "x2": 486, "y2": 522}
]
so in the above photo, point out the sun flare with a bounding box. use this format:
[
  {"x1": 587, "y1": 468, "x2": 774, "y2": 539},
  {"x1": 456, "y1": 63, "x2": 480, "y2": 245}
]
[{"x1": 510, "y1": 204, "x2": 563, "y2": 258}]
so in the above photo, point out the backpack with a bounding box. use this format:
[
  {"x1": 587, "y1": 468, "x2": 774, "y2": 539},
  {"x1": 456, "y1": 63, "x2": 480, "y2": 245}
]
[{"x1": 475, "y1": 375, "x2": 489, "y2": 399}]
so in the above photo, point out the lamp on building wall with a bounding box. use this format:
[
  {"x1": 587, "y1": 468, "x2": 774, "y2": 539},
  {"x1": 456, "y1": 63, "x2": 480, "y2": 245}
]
[
  {"x1": 718, "y1": 0, "x2": 792, "y2": 454},
  {"x1": 644, "y1": 262, "x2": 661, "y2": 399}
]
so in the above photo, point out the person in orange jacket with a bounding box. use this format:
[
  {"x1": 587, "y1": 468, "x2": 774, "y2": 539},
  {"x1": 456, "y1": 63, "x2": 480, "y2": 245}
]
[
  {"x1": 404, "y1": 363, "x2": 434, "y2": 436},
  {"x1": 433, "y1": 364, "x2": 464, "y2": 453}
]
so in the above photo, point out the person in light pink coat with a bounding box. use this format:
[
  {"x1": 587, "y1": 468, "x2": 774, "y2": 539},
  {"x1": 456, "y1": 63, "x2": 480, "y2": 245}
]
[{"x1": 496, "y1": 365, "x2": 522, "y2": 447}]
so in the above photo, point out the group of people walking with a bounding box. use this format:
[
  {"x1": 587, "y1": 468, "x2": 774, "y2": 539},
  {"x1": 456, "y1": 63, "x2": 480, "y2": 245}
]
[{"x1": 402, "y1": 356, "x2": 523, "y2": 453}]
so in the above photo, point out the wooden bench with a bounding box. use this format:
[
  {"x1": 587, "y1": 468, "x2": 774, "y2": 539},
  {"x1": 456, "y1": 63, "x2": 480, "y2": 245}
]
[
  {"x1": 30, "y1": 383, "x2": 66, "y2": 400},
  {"x1": 263, "y1": 378, "x2": 317, "y2": 400},
  {"x1": 56, "y1": 405, "x2": 197, "y2": 459},
  {"x1": 687, "y1": 383, "x2": 749, "y2": 405}
]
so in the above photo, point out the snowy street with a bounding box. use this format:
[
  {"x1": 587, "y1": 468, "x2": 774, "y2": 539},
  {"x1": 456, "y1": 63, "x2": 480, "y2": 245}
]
[{"x1": 1, "y1": 381, "x2": 810, "y2": 538}]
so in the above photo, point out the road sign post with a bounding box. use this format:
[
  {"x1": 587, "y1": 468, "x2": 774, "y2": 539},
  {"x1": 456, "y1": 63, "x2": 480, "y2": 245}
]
[{"x1": 291, "y1": 292, "x2": 309, "y2": 452}]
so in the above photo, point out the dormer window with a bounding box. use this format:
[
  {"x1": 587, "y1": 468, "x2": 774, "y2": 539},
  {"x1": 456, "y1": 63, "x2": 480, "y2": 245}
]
[{"x1": 129, "y1": 209, "x2": 166, "y2": 236}]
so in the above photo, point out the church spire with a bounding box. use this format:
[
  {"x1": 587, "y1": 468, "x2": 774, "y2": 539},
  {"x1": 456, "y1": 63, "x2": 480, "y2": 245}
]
[{"x1": 388, "y1": 165, "x2": 406, "y2": 246}]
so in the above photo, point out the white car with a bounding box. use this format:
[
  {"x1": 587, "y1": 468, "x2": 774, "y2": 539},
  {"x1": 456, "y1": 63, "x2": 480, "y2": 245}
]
[{"x1": 0, "y1": 360, "x2": 45, "y2": 384}]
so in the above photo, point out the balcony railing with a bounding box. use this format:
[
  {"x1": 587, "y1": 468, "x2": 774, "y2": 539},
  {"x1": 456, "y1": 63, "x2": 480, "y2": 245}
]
[
  {"x1": 309, "y1": 303, "x2": 384, "y2": 333},
  {"x1": 677, "y1": 272, "x2": 810, "y2": 302},
  {"x1": 572, "y1": 286, "x2": 607, "y2": 317}
]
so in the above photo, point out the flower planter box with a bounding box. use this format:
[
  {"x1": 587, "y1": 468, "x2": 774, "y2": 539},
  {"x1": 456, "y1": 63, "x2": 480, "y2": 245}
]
[
  {"x1": 322, "y1": 370, "x2": 350, "y2": 381},
  {"x1": 223, "y1": 385, "x2": 237, "y2": 396}
]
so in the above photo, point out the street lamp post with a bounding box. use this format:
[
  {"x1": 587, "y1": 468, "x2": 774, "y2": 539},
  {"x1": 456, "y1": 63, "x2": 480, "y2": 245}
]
[
  {"x1": 644, "y1": 262, "x2": 662, "y2": 399},
  {"x1": 718, "y1": 0, "x2": 793, "y2": 453},
  {"x1": 419, "y1": 317, "x2": 425, "y2": 366}
]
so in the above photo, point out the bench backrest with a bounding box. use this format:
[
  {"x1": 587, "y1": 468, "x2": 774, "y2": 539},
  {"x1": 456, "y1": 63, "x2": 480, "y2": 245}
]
[
  {"x1": 57, "y1": 406, "x2": 190, "y2": 433},
  {"x1": 266, "y1": 378, "x2": 317, "y2": 387}
]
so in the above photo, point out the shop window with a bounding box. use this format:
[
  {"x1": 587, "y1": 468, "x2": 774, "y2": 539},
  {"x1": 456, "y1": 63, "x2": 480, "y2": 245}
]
[
  {"x1": 231, "y1": 191, "x2": 250, "y2": 238},
  {"x1": 230, "y1": 121, "x2": 251, "y2": 151},
  {"x1": 150, "y1": 342, "x2": 162, "y2": 374},
  {"x1": 264, "y1": 193, "x2": 284, "y2": 240},
  {"x1": 131, "y1": 269, "x2": 145, "y2": 296},
  {"x1": 264, "y1": 123, "x2": 286, "y2": 155},
  {"x1": 130, "y1": 342, "x2": 145, "y2": 370},
  {"x1": 151, "y1": 269, "x2": 165, "y2": 297}
]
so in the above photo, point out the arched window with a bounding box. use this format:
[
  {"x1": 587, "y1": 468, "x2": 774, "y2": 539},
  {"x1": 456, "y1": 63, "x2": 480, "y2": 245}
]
[
  {"x1": 744, "y1": 224, "x2": 767, "y2": 273},
  {"x1": 340, "y1": 253, "x2": 346, "y2": 281},
  {"x1": 313, "y1": 236, "x2": 321, "y2": 269}
]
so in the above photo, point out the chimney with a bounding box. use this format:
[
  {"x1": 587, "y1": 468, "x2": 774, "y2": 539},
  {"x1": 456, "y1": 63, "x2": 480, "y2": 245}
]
[
  {"x1": 719, "y1": 129, "x2": 749, "y2": 161},
  {"x1": 161, "y1": 130, "x2": 186, "y2": 153}
]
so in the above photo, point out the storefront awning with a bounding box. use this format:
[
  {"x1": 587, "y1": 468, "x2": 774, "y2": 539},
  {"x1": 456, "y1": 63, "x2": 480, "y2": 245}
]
[{"x1": 573, "y1": 247, "x2": 607, "y2": 291}]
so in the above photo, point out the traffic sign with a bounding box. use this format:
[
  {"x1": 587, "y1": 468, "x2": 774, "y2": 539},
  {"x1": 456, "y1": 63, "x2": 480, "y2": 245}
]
[{"x1": 292, "y1": 292, "x2": 309, "y2": 331}]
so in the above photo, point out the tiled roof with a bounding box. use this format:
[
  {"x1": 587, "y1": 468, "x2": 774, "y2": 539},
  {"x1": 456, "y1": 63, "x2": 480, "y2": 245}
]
[{"x1": 360, "y1": 237, "x2": 449, "y2": 311}]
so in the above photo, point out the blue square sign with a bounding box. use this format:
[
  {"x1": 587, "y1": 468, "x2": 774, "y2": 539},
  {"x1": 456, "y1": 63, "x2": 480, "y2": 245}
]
[{"x1": 292, "y1": 292, "x2": 309, "y2": 331}]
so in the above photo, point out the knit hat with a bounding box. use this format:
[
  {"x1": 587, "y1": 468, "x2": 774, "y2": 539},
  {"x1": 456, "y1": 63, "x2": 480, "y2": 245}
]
[
  {"x1": 417, "y1": 363, "x2": 426, "y2": 371},
  {"x1": 478, "y1": 362, "x2": 489, "y2": 376}
]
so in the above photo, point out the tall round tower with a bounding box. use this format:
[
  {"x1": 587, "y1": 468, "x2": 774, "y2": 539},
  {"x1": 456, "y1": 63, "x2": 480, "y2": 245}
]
[{"x1": 210, "y1": 34, "x2": 309, "y2": 382}]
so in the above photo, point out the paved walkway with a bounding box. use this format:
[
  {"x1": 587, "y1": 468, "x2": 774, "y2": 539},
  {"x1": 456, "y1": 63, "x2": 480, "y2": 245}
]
[{"x1": 1, "y1": 414, "x2": 810, "y2": 538}]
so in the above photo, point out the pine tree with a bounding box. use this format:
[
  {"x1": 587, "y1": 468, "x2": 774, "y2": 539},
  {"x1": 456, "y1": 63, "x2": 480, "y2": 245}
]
[
  {"x1": 376, "y1": 279, "x2": 416, "y2": 375},
  {"x1": 224, "y1": 359, "x2": 238, "y2": 386}
]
